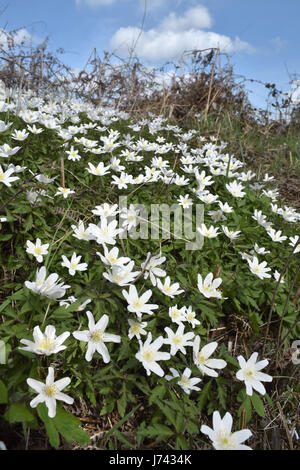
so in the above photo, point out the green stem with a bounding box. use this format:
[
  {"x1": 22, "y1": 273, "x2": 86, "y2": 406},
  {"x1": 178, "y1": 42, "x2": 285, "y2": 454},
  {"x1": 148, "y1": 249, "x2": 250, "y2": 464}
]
[{"x1": 41, "y1": 302, "x2": 52, "y2": 327}]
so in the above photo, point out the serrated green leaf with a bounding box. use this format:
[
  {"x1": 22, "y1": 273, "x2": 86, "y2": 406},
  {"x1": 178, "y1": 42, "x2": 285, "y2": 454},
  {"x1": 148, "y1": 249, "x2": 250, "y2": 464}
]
[
  {"x1": 53, "y1": 406, "x2": 90, "y2": 446},
  {"x1": 0, "y1": 379, "x2": 8, "y2": 403},
  {"x1": 4, "y1": 403, "x2": 35, "y2": 424},
  {"x1": 186, "y1": 419, "x2": 199, "y2": 435},
  {"x1": 117, "y1": 393, "x2": 127, "y2": 418},
  {"x1": 217, "y1": 380, "x2": 227, "y2": 410},
  {"x1": 176, "y1": 434, "x2": 188, "y2": 450},
  {"x1": 149, "y1": 423, "x2": 174, "y2": 439},
  {"x1": 198, "y1": 381, "x2": 211, "y2": 411},
  {"x1": 37, "y1": 403, "x2": 60, "y2": 449},
  {"x1": 24, "y1": 214, "x2": 33, "y2": 231},
  {"x1": 250, "y1": 392, "x2": 265, "y2": 418},
  {"x1": 175, "y1": 412, "x2": 185, "y2": 434},
  {"x1": 114, "y1": 429, "x2": 135, "y2": 449},
  {"x1": 156, "y1": 400, "x2": 177, "y2": 428}
]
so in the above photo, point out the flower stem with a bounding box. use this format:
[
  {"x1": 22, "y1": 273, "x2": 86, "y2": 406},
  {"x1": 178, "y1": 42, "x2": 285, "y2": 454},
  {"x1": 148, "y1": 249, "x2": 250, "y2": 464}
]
[{"x1": 41, "y1": 302, "x2": 51, "y2": 327}]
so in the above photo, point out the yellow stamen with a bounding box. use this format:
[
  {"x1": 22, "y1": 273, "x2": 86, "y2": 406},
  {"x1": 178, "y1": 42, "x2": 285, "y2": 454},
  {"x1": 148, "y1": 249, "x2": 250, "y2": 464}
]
[
  {"x1": 45, "y1": 384, "x2": 58, "y2": 397},
  {"x1": 90, "y1": 329, "x2": 104, "y2": 343}
]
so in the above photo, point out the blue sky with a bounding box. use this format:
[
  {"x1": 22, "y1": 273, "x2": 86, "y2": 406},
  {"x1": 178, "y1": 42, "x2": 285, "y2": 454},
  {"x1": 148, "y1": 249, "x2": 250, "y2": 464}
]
[{"x1": 1, "y1": 0, "x2": 299, "y2": 110}]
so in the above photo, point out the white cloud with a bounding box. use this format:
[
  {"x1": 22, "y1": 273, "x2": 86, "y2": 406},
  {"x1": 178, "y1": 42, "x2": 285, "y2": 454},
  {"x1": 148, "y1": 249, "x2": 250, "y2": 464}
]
[
  {"x1": 110, "y1": 6, "x2": 253, "y2": 62},
  {"x1": 270, "y1": 36, "x2": 287, "y2": 53},
  {"x1": 75, "y1": 0, "x2": 115, "y2": 6},
  {"x1": 159, "y1": 6, "x2": 212, "y2": 31},
  {"x1": 0, "y1": 28, "x2": 32, "y2": 48}
]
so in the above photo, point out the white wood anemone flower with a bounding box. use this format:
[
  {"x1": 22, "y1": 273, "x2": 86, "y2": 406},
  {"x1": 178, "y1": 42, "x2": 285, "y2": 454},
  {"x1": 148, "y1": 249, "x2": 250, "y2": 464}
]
[
  {"x1": 236, "y1": 352, "x2": 273, "y2": 396},
  {"x1": 289, "y1": 235, "x2": 300, "y2": 253},
  {"x1": 54, "y1": 187, "x2": 75, "y2": 199},
  {"x1": 122, "y1": 284, "x2": 158, "y2": 319},
  {"x1": 19, "y1": 325, "x2": 70, "y2": 356},
  {"x1": 91, "y1": 203, "x2": 119, "y2": 219},
  {"x1": 135, "y1": 332, "x2": 170, "y2": 377},
  {"x1": 27, "y1": 366, "x2": 73, "y2": 418},
  {"x1": 103, "y1": 261, "x2": 141, "y2": 286},
  {"x1": 73, "y1": 311, "x2": 121, "y2": 362},
  {"x1": 96, "y1": 245, "x2": 131, "y2": 268},
  {"x1": 59, "y1": 296, "x2": 91, "y2": 312},
  {"x1": 24, "y1": 266, "x2": 70, "y2": 300},
  {"x1": 247, "y1": 256, "x2": 271, "y2": 280},
  {"x1": 184, "y1": 306, "x2": 201, "y2": 328},
  {"x1": 225, "y1": 180, "x2": 246, "y2": 198},
  {"x1": 87, "y1": 218, "x2": 124, "y2": 245},
  {"x1": 141, "y1": 252, "x2": 166, "y2": 287},
  {"x1": 222, "y1": 226, "x2": 241, "y2": 240},
  {"x1": 197, "y1": 223, "x2": 220, "y2": 239},
  {"x1": 127, "y1": 319, "x2": 148, "y2": 340},
  {"x1": 26, "y1": 238, "x2": 49, "y2": 263},
  {"x1": 197, "y1": 272, "x2": 224, "y2": 299},
  {"x1": 266, "y1": 228, "x2": 287, "y2": 243},
  {"x1": 86, "y1": 161, "x2": 110, "y2": 175},
  {"x1": 120, "y1": 204, "x2": 140, "y2": 231},
  {"x1": 0, "y1": 164, "x2": 19, "y2": 186},
  {"x1": 168, "y1": 305, "x2": 187, "y2": 325},
  {"x1": 201, "y1": 411, "x2": 252, "y2": 450},
  {"x1": 156, "y1": 276, "x2": 184, "y2": 298},
  {"x1": 193, "y1": 336, "x2": 227, "y2": 377},
  {"x1": 61, "y1": 252, "x2": 88, "y2": 276},
  {"x1": 71, "y1": 219, "x2": 94, "y2": 241},
  {"x1": 163, "y1": 323, "x2": 195, "y2": 356},
  {"x1": 165, "y1": 367, "x2": 201, "y2": 395}
]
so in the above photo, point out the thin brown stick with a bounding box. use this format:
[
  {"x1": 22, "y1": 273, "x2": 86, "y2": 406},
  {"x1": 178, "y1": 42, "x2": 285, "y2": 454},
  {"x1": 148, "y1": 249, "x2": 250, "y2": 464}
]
[
  {"x1": 276, "y1": 402, "x2": 294, "y2": 450},
  {"x1": 204, "y1": 49, "x2": 219, "y2": 120},
  {"x1": 60, "y1": 156, "x2": 65, "y2": 188}
]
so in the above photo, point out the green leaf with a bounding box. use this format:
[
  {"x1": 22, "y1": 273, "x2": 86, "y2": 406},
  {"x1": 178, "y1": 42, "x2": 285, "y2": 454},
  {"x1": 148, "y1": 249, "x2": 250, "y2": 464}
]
[
  {"x1": 238, "y1": 396, "x2": 252, "y2": 424},
  {"x1": 149, "y1": 385, "x2": 166, "y2": 404},
  {"x1": 198, "y1": 381, "x2": 211, "y2": 411},
  {"x1": 221, "y1": 351, "x2": 239, "y2": 368},
  {"x1": 250, "y1": 392, "x2": 265, "y2": 418},
  {"x1": 117, "y1": 393, "x2": 127, "y2": 418},
  {"x1": 0, "y1": 298, "x2": 11, "y2": 314},
  {"x1": 175, "y1": 412, "x2": 185, "y2": 434},
  {"x1": 4, "y1": 403, "x2": 35, "y2": 424},
  {"x1": 37, "y1": 403, "x2": 60, "y2": 449},
  {"x1": 237, "y1": 388, "x2": 247, "y2": 403},
  {"x1": 85, "y1": 384, "x2": 96, "y2": 407},
  {"x1": 51, "y1": 299, "x2": 84, "y2": 319},
  {"x1": 100, "y1": 400, "x2": 115, "y2": 416},
  {"x1": 0, "y1": 379, "x2": 8, "y2": 403},
  {"x1": 24, "y1": 214, "x2": 33, "y2": 231},
  {"x1": 103, "y1": 404, "x2": 141, "y2": 442},
  {"x1": 216, "y1": 379, "x2": 227, "y2": 410},
  {"x1": 53, "y1": 406, "x2": 90, "y2": 446},
  {"x1": 148, "y1": 423, "x2": 174, "y2": 439},
  {"x1": 186, "y1": 419, "x2": 199, "y2": 435},
  {"x1": 175, "y1": 434, "x2": 188, "y2": 450},
  {"x1": 0, "y1": 233, "x2": 12, "y2": 241},
  {"x1": 264, "y1": 393, "x2": 273, "y2": 407},
  {"x1": 156, "y1": 400, "x2": 177, "y2": 428},
  {"x1": 37, "y1": 404, "x2": 90, "y2": 448},
  {"x1": 113, "y1": 429, "x2": 135, "y2": 449},
  {"x1": 20, "y1": 301, "x2": 33, "y2": 315}
]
